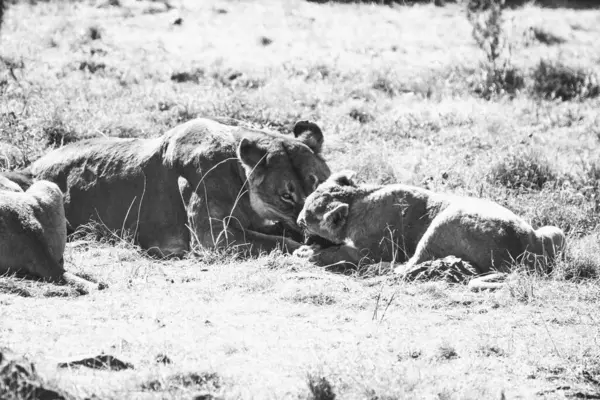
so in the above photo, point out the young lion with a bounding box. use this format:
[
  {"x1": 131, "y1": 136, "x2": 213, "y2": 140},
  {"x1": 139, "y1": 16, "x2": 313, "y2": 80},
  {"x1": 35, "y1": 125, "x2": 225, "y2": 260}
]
[
  {"x1": 295, "y1": 172, "x2": 565, "y2": 284},
  {"x1": 0, "y1": 180, "x2": 98, "y2": 291}
]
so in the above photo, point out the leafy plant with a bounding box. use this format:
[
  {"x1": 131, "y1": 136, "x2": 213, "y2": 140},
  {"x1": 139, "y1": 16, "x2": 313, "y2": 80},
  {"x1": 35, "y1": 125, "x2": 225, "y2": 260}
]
[{"x1": 467, "y1": 0, "x2": 525, "y2": 99}]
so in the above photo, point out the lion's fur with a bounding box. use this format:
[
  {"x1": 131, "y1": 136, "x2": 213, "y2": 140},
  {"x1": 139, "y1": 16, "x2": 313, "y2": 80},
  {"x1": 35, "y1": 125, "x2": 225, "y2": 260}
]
[
  {"x1": 0, "y1": 170, "x2": 34, "y2": 192},
  {"x1": 0, "y1": 175, "x2": 23, "y2": 192},
  {"x1": 297, "y1": 172, "x2": 566, "y2": 282},
  {"x1": 0, "y1": 181, "x2": 66, "y2": 279},
  {"x1": 0, "y1": 179, "x2": 99, "y2": 291},
  {"x1": 30, "y1": 117, "x2": 330, "y2": 257}
]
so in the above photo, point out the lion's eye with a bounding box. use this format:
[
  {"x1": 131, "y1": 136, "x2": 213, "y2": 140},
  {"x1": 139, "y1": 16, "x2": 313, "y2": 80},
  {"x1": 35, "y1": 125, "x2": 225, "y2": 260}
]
[{"x1": 281, "y1": 193, "x2": 294, "y2": 203}]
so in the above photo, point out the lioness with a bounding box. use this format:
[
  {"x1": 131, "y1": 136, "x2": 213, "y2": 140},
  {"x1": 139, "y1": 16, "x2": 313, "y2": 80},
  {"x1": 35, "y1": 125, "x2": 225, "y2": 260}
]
[
  {"x1": 295, "y1": 172, "x2": 565, "y2": 286},
  {"x1": 30, "y1": 117, "x2": 331, "y2": 257},
  {"x1": 0, "y1": 180, "x2": 98, "y2": 291}
]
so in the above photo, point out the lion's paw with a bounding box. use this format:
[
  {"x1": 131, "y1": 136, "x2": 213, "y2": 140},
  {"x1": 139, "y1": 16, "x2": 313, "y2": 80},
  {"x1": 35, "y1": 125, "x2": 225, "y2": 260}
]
[{"x1": 293, "y1": 245, "x2": 316, "y2": 259}]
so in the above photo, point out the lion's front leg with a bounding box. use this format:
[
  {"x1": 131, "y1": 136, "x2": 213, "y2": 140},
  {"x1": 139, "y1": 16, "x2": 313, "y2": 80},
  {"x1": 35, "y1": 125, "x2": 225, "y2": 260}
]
[
  {"x1": 294, "y1": 243, "x2": 365, "y2": 270},
  {"x1": 219, "y1": 226, "x2": 303, "y2": 255},
  {"x1": 192, "y1": 218, "x2": 302, "y2": 255}
]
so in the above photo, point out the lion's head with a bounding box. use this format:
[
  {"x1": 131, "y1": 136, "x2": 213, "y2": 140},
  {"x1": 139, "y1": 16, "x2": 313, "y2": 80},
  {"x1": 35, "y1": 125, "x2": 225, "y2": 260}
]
[
  {"x1": 237, "y1": 121, "x2": 331, "y2": 232},
  {"x1": 296, "y1": 170, "x2": 358, "y2": 244}
]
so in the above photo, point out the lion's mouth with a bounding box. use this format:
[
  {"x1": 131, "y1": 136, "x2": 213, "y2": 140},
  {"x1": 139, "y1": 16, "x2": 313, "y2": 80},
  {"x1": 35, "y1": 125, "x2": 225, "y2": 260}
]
[{"x1": 303, "y1": 230, "x2": 341, "y2": 248}]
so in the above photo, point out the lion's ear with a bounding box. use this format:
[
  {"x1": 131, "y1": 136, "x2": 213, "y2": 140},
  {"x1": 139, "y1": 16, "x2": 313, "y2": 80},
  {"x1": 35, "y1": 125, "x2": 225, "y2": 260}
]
[
  {"x1": 237, "y1": 138, "x2": 268, "y2": 170},
  {"x1": 293, "y1": 120, "x2": 324, "y2": 154},
  {"x1": 324, "y1": 202, "x2": 349, "y2": 228},
  {"x1": 331, "y1": 170, "x2": 357, "y2": 187}
]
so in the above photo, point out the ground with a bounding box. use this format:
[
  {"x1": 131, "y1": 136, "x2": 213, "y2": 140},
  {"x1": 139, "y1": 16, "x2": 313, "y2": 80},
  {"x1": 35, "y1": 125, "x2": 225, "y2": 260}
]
[{"x1": 1, "y1": 0, "x2": 600, "y2": 399}]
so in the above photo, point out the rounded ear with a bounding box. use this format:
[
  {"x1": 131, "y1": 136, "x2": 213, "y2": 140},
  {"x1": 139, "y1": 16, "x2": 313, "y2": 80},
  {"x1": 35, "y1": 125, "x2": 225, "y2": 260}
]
[
  {"x1": 330, "y1": 170, "x2": 357, "y2": 187},
  {"x1": 324, "y1": 202, "x2": 349, "y2": 228},
  {"x1": 293, "y1": 120, "x2": 324, "y2": 154},
  {"x1": 237, "y1": 137, "x2": 268, "y2": 170}
]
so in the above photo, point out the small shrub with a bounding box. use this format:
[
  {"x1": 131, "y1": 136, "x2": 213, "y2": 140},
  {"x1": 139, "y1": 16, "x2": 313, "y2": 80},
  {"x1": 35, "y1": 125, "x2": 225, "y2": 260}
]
[
  {"x1": 558, "y1": 233, "x2": 600, "y2": 280},
  {"x1": 79, "y1": 60, "x2": 106, "y2": 74},
  {"x1": 467, "y1": 0, "x2": 525, "y2": 99},
  {"x1": 211, "y1": 69, "x2": 264, "y2": 89},
  {"x1": 372, "y1": 76, "x2": 398, "y2": 96},
  {"x1": 307, "y1": 374, "x2": 336, "y2": 400},
  {"x1": 0, "y1": 351, "x2": 69, "y2": 400},
  {"x1": 142, "y1": 371, "x2": 221, "y2": 392},
  {"x1": 43, "y1": 117, "x2": 78, "y2": 148},
  {"x1": 437, "y1": 343, "x2": 459, "y2": 360},
  {"x1": 487, "y1": 150, "x2": 557, "y2": 190},
  {"x1": 171, "y1": 68, "x2": 205, "y2": 84},
  {"x1": 86, "y1": 25, "x2": 102, "y2": 41},
  {"x1": 259, "y1": 36, "x2": 273, "y2": 46},
  {"x1": 305, "y1": 64, "x2": 331, "y2": 80},
  {"x1": 348, "y1": 108, "x2": 373, "y2": 124},
  {"x1": 473, "y1": 65, "x2": 525, "y2": 99},
  {"x1": 532, "y1": 60, "x2": 600, "y2": 101}
]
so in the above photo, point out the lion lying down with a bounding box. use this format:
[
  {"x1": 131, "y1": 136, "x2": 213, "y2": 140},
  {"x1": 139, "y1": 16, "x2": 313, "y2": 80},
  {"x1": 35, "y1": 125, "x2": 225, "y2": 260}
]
[
  {"x1": 295, "y1": 172, "x2": 565, "y2": 290},
  {"x1": 0, "y1": 178, "x2": 99, "y2": 292},
  {"x1": 28, "y1": 117, "x2": 330, "y2": 258}
]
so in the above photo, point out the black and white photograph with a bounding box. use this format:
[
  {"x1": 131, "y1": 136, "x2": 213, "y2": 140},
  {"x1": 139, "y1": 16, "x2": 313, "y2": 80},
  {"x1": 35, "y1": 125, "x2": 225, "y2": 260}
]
[{"x1": 1, "y1": 0, "x2": 599, "y2": 398}]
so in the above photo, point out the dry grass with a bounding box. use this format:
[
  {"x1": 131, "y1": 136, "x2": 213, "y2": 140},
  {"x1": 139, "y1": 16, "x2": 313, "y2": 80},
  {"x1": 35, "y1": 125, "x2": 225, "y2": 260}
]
[{"x1": 1, "y1": 0, "x2": 600, "y2": 399}]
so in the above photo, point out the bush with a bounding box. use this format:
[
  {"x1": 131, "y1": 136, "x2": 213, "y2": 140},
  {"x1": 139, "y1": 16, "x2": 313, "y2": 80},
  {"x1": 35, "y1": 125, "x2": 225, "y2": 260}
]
[
  {"x1": 473, "y1": 65, "x2": 525, "y2": 99},
  {"x1": 43, "y1": 117, "x2": 78, "y2": 148},
  {"x1": 467, "y1": 0, "x2": 525, "y2": 99},
  {"x1": 487, "y1": 150, "x2": 557, "y2": 190},
  {"x1": 559, "y1": 232, "x2": 600, "y2": 280},
  {"x1": 307, "y1": 374, "x2": 336, "y2": 400},
  {"x1": 532, "y1": 60, "x2": 600, "y2": 101}
]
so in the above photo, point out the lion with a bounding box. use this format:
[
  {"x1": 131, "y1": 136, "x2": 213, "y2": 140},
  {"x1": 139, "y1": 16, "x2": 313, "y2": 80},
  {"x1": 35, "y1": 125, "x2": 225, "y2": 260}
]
[
  {"x1": 0, "y1": 180, "x2": 99, "y2": 291},
  {"x1": 0, "y1": 170, "x2": 34, "y2": 191},
  {"x1": 294, "y1": 171, "x2": 566, "y2": 289},
  {"x1": 0, "y1": 174, "x2": 23, "y2": 192},
  {"x1": 29, "y1": 117, "x2": 331, "y2": 257}
]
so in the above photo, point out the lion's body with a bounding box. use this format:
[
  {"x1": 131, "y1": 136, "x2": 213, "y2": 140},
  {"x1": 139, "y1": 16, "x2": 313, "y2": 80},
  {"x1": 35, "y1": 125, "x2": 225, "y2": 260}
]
[
  {"x1": 0, "y1": 181, "x2": 66, "y2": 279},
  {"x1": 0, "y1": 175, "x2": 23, "y2": 192},
  {"x1": 297, "y1": 173, "x2": 565, "y2": 277},
  {"x1": 32, "y1": 137, "x2": 188, "y2": 257},
  {"x1": 31, "y1": 118, "x2": 330, "y2": 257}
]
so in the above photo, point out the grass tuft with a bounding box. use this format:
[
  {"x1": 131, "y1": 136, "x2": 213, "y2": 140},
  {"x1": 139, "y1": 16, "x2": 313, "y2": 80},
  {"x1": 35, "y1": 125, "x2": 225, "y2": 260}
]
[
  {"x1": 348, "y1": 107, "x2": 373, "y2": 124},
  {"x1": 558, "y1": 233, "x2": 600, "y2": 280},
  {"x1": 307, "y1": 374, "x2": 336, "y2": 400},
  {"x1": 43, "y1": 116, "x2": 78, "y2": 149},
  {"x1": 86, "y1": 25, "x2": 102, "y2": 41},
  {"x1": 0, "y1": 350, "x2": 69, "y2": 400},
  {"x1": 532, "y1": 60, "x2": 600, "y2": 101},
  {"x1": 437, "y1": 343, "x2": 459, "y2": 360},
  {"x1": 171, "y1": 68, "x2": 205, "y2": 84},
  {"x1": 141, "y1": 371, "x2": 221, "y2": 393},
  {"x1": 487, "y1": 149, "x2": 557, "y2": 190}
]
